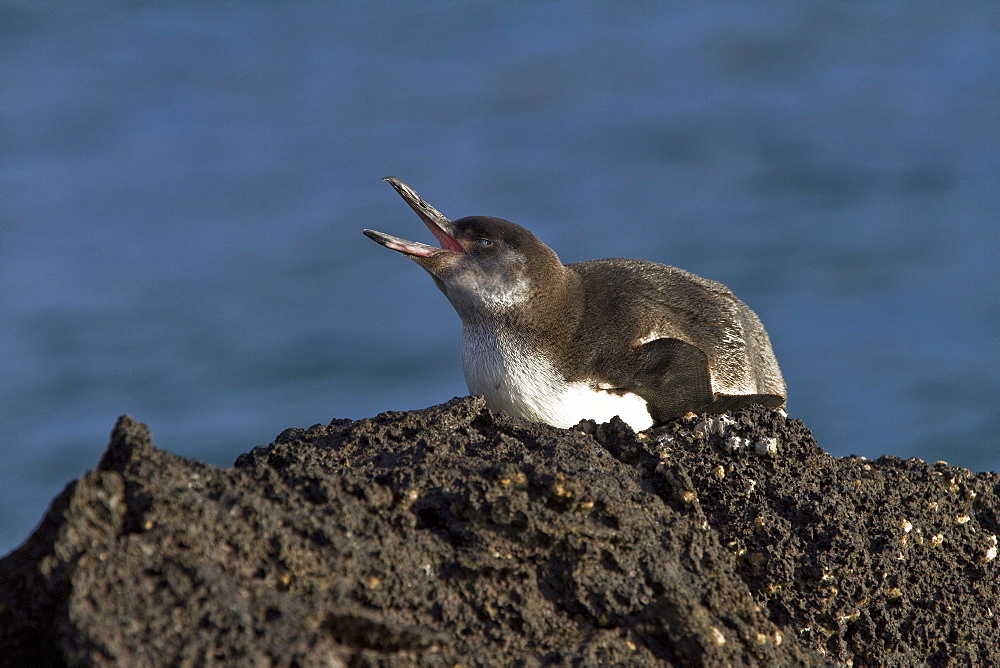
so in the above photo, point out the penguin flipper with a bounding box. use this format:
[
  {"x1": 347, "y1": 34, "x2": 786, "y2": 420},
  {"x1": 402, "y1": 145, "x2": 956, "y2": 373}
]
[{"x1": 627, "y1": 337, "x2": 715, "y2": 423}]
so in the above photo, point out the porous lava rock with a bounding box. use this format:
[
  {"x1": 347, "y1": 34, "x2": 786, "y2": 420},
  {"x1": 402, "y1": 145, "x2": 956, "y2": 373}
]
[{"x1": 1, "y1": 397, "x2": 998, "y2": 665}]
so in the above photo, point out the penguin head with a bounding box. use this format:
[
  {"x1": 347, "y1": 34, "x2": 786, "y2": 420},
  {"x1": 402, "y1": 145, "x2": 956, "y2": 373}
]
[{"x1": 364, "y1": 178, "x2": 563, "y2": 322}]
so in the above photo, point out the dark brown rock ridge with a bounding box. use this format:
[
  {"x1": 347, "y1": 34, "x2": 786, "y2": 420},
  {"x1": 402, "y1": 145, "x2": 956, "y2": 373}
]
[{"x1": 1, "y1": 397, "x2": 998, "y2": 666}]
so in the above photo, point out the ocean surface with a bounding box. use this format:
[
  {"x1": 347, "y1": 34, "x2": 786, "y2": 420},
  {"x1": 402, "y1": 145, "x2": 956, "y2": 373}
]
[{"x1": 2, "y1": 3, "x2": 998, "y2": 556}]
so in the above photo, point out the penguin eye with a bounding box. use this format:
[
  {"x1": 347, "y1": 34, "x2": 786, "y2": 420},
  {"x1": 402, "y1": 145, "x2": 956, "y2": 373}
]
[{"x1": 473, "y1": 238, "x2": 494, "y2": 248}]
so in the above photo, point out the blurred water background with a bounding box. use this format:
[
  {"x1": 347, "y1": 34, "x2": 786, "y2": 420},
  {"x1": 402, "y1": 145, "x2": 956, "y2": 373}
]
[{"x1": 2, "y1": 3, "x2": 998, "y2": 556}]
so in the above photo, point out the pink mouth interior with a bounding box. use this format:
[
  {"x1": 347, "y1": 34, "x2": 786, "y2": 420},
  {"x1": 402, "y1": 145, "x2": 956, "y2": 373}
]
[{"x1": 426, "y1": 225, "x2": 465, "y2": 254}]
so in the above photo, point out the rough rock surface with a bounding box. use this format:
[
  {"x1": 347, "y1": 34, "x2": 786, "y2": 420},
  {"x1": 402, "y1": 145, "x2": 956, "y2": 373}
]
[{"x1": 1, "y1": 396, "x2": 998, "y2": 666}]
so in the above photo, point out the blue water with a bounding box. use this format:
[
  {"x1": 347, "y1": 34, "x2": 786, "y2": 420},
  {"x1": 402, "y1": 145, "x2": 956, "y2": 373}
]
[{"x1": 2, "y1": 3, "x2": 998, "y2": 556}]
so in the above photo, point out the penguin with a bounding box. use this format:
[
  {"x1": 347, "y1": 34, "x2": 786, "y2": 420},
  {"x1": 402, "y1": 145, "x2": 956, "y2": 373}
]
[{"x1": 364, "y1": 177, "x2": 786, "y2": 431}]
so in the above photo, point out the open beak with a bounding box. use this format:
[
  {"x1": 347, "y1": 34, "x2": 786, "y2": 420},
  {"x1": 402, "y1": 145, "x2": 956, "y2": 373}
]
[{"x1": 363, "y1": 177, "x2": 465, "y2": 256}]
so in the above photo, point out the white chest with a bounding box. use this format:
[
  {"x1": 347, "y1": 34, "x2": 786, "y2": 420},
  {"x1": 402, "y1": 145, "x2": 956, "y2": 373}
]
[{"x1": 461, "y1": 325, "x2": 654, "y2": 431}]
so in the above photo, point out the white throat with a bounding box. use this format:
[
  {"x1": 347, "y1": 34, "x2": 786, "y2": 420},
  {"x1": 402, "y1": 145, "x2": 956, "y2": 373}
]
[{"x1": 461, "y1": 323, "x2": 654, "y2": 431}]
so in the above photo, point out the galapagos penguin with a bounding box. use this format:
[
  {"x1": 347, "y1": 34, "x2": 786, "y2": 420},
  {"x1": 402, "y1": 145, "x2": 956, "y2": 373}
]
[{"x1": 364, "y1": 177, "x2": 786, "y2": 430}]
